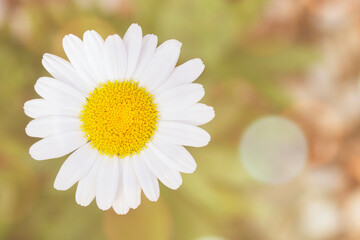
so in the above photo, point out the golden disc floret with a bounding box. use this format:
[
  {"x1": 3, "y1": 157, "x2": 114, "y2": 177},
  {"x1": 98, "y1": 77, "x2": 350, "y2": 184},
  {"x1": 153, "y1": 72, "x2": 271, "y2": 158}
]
[{"x1": 80, "y1": 80, "x2": 158, "y2": 158}]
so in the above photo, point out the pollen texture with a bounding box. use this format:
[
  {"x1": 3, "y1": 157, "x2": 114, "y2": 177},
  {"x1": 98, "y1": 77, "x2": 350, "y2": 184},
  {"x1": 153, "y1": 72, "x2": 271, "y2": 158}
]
[{"x1": 80, "y1": 80, "x2": 158, "y2": 158}]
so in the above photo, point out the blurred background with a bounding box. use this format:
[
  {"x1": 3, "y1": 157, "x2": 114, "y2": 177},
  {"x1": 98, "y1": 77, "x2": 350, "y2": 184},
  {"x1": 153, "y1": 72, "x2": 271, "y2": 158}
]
[{"x1": 1, "y1": 0, "x2": 360, "y2": 239}]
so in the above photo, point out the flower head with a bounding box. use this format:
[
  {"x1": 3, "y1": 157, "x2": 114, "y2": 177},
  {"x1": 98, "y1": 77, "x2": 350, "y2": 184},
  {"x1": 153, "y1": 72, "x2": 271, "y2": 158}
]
[{"x1": 24, "y1": 23, "x2": 214, "y2": 214}]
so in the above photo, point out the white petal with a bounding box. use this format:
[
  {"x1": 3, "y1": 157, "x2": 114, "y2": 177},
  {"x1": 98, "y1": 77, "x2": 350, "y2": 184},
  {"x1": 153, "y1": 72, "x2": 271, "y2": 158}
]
[
  {"x1": 142, "y1": 146, "x2": 182, "y2": 190},
  {"x1": 83, "y1": 30, "x2": 106, "y2": 84},
  {"x1": 42, "y1": 53, "x2": 90, "y2": 94},
  {"x1": 54, "y1": 143, "x2": 97, "y2": 190},
  {"x1": 96, "y1": 156, "x2": 120, "y2": 210},
  {"x1": 156, "y1": 83, "x2": 204, "y2": 111},
  {"x1": 63, "y1": 34, "x2": 97, "y2": 88},
  {"x1": 113, "y1": 191, "x2": 130, "y2": 215},
  {"x1": 123, "y1": 157, "x2": 141, "y2": 209},
  {"x1": 29, "y1": 131, "x2": 87, "y2": 160},
  {"x1": 160, "y1": 103, "x2": 215, "y2": 126},
  {"x1": 25, "y1": 116, "x2": 81, "y2": 138},
  {"x1": 104, "y1": 34, "x2": 127, "y2": 81},
  {"x1": 133, "y1": 153, "x2": 159, "y2": 201},
  {"x1": 24, "y1": 99, "x2": 79, "y2": 118},
  {"x1": 140, "y1": 39, "x2": 181, "y2": 92},
  {"x1": 132, "y1": 34, "x2": 158, "y2": 81},
  {"x1": 157, "y1": 121, "x2": 210, "y2": 147},
  {"x1": 34, "y1": 77, "x2": 84, "y2": 111},
  {"x1": 152, "y1": 135, "x2": 196, "y2": 173},
  {"x1": 155, "y1": 58, "x2": 204, "y2": 95},
  {"x1": 113, "y1": 159, "x2": 130, "y2": 215},
  {"x1": 76, "y1": 156, "x2": 101, "y2": 206},
  {"x1": 123, "y1": 23, "x2": 142, "y2": 79}
]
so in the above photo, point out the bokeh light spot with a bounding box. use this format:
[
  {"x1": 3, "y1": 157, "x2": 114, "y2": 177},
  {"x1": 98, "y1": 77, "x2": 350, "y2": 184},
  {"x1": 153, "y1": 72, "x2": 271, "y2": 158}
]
[
  {"x1": 240, "y1": 116, "x2": 307, "y2": 184},
  {"x1": 299, "y1": 198, "x2": 340, "y2": 239}
]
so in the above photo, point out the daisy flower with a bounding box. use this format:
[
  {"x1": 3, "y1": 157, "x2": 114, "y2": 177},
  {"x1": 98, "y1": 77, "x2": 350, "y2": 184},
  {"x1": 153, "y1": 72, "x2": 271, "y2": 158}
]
[{"x1": 24, "y1": 23, "x2": 214, "y2": 214}]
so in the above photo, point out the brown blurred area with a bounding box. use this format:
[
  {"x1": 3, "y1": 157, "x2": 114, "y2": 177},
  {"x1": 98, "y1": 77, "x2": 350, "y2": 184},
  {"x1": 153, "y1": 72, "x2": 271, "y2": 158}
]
[{"x1": 1, "y1": 0, "x2": 360, "y2": 239}]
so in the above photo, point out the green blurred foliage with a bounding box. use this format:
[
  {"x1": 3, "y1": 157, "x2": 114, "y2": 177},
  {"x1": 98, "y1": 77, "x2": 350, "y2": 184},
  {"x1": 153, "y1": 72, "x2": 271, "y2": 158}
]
[{"x1": 0, "y1": 0, "x2": 316, "y2": 239}]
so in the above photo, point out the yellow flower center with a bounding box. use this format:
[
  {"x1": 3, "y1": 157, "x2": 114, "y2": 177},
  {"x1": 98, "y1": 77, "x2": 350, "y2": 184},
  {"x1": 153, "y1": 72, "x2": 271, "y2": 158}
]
[{"x1": 80, "y1": 80, "x2": 158, "y2": 158}]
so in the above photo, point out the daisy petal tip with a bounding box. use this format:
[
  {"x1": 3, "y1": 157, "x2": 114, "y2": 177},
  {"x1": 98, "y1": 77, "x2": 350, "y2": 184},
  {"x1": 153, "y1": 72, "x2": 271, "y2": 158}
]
[
  {"x1": 24, "y1": 108, "x2": 35, "y2": 119},
  {"x1": 42, "y1": 53, "x2": 51, "y2": 61},
  {"x1": 187, "y1": 165, "x2": 197, "y2": 174},
  {"x1": 167, "y1": 39, "x2": 182, "y2": 48},
  {"x1": 29, "y1": 151, "x2": 45, "y2": 161},
  {"x1": 209, "y1": 106, "x2": 215, "y2": 121},
  {"x1": 113, "y1": 33, "x2": 121, "y2": 38},
  {"x1": 91, "y1": 30, "x2": 103, "y2": 37},
  {"x1": 24, "y1": 108, "x2": 30, "y2": 117},
  {"x1": 194, "y1": 130, "x2": 211, "y2": 147},
  {"x1": 76, "y1": 199, "x2": 87, "y2": 207},
  {"x1": 53, "y1": 182, "x2": 68, "y2": 191},
  {"x1": 23, "y1": 101, "x2": 31, "y2": 112},
  {"x1": 203, "y1": 132, "x2": 211, "y2": 146},
  {"x1": 168, "y1": 177, "x2": 183, "y2": 190},
  {"x1": 75, "y1": 194, "x2": 89, "y2": 207},
  {"x1": 62, "y1": 35, "x2": 70, "y2": 47},
  {"x1": 113, "y1": 202, "x2": 131, "y2": 215},
  {"x1": 99, "y1": 205, "x2": 111, "y2": 211},
  {"x1": 144, "y1": 189, "x2": 160, "y2": 202},
  {"x1": 96, "y1": 200, "x2": 112, "y2": 211},
  {"x1": 84, "y1": 29, "x2": 102, "y2": 40},
  {"x1": 62, "y1": 34, "x2": 80, "y2": 46},
  {"x1": 193, "y1": 84, "x2": 205, "y2": 99},
  {"x1": 147, "y1": 33, "x2": 157, "y2": 39},
  {"x1": 83, "y1": 30, "x2": 92, "y2": 38},
  {"x1": 196, "y1": 57, "x2": 204, "y2": 64},
  {"x1": 67, "y1": 33, "x2": 77, "y2": 39},
  {"x1": 177, "y1": 40, "x2": 182, "y2": 48},
  {"x1": 41, "y1": 58, "x2": 48, "y2": 69},
  {"x1": 24, "y1": 124, "x2": 32, "y2": 137},
  {"x1": 54, "y1": 173, "x2": 74, "y2": 191},
  {"x1": 114, "y1": 207, "x2": 130, "y2": 215},
  {"x1": 128, "y1": 23, "x2": 142, "y2": 34},
  {"x1": 106, "y1": 34, "x2": 119, "y2": 42},
  {"x1": 130, "y1": 22, "x2": 140, "y2": 28},
  {"x1": 172, "y1": 184, "x2": 182, "y2": 191},
  {"x1": 148, "y1": 195, "x2": 160, "y2": 202},
  {"x1": 29, "y1": 145, "x2": 42, "y2": 160},
  {"x1": 129, "y1": 199, "x2": 141, "y2": 209},
  {"x1": 76, "y1": 198, "x2": 92, "y2": 207},
  {"x1": 62, "y1": 34, "x2": 70, "y2": 42},
  {"x1": 197, "y1": 58, "x2": 205, "y2": 70}
]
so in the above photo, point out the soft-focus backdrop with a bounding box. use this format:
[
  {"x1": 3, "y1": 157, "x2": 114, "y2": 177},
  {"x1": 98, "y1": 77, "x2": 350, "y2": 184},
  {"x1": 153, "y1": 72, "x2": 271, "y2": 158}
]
[{"x1": 1, "y1": 0, "x2": 360, "y2": 239}]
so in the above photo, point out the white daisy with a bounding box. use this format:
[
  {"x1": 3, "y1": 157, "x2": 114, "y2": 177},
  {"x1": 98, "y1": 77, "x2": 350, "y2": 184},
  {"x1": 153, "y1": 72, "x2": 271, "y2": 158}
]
[{"x1": 24, "y1": 23, "x2": 214, "y2": 214}]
